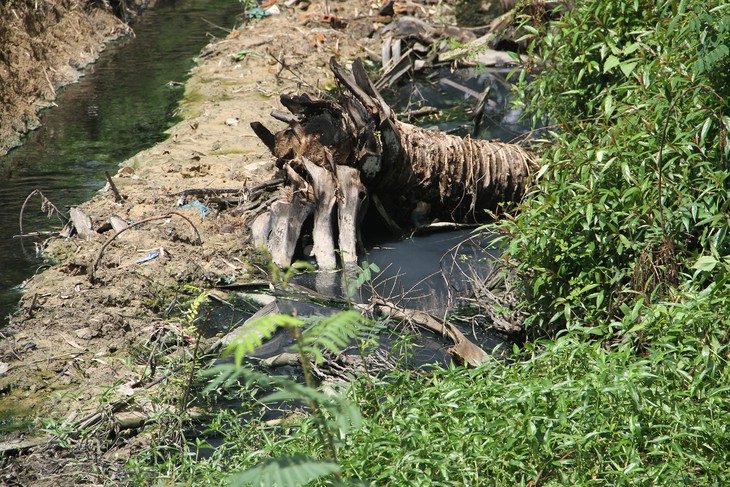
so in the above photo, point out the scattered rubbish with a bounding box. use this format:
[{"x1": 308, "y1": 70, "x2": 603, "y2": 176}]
[
  {"x1": 91, "y1": 212, "x2": 202, "y2": 281},
  {"x1": 180, "y1": 200, "x2": 212, "y2": 218},
  {"x1": 246, "y1": 7, "x2": 271, "y2": 20},
  {"x1": 0, "y1": 362, "x2": 8, "y2": 376},
  {"x1": 136, "y1": 251, "x2": 160, "y2": 264},
  {"x1": 225, "y1": 117, "x2": 240, "y2": 126}
]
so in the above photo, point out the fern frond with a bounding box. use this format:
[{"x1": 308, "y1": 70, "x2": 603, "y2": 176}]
[
  {"x1": 225, "y1": 314, "x2": 305, "y2": 366},
  {"x1": 228, "y1": 454, "x2": 339, "y2": 487},
  {"x1": 301, "y1": 310, "x2": 370, "y2": 362},
  {"x1": 201, "y1": 363, "x2": 246, "y2": 393},
  {"x1": 179, "y1": 290, "x2": 209, "y2": 331},
  {"x1": 262, "y1": 382, "x2": 362, "y2": 435}
]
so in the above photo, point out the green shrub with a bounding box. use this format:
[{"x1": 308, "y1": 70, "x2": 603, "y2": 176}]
[{"x1": 504, "y1": 0, "x2": 730, "y2": 334}]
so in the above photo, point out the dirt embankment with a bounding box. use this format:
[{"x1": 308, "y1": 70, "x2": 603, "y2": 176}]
[
  {"x1": 0, "y1": 0, "x2": 135, "y2": 156},
  {"x1": 0, "y1": 0, "x2": 390, "y2": 414}
]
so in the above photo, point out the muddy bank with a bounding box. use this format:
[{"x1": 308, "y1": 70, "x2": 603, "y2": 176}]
[{"x1": 0, "y1": 0, "x2": 135, "y2": 156}]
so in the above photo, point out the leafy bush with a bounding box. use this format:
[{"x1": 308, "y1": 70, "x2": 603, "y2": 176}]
[{"x1": 505, "y1": 0, "x2": 730, "y2": 334}]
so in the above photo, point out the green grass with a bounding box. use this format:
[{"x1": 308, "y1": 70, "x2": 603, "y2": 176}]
[{"x1": 171, "y1": 292, "x2": 729, "y2": 485}]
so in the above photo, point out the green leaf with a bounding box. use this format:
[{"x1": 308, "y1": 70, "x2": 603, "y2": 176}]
[
  {"x1": 604, "y1": 54, "x2": 620, "y2": 73},
  {"x1": 619, "y1": 60, "x2": 638, "y2": 77},
  {"x1": 692, "y1": 255, "x2": 718, "y2": 272},
  {"x1": 228, "y1": 455, "x2": 340, "y2": 487},
  {"x1": 226, "y1": 314, "x2": 304, "y2": 366},
  {"x1": 586, "y1": 203, "x2": 594, "y2": 224},
  {"x1": 603, "y1": 94, "x2": 614, "y2": 117},
  {"x1": 302, "y1": 310, "x2": 370, "y2": 357},
  {"x1": 699, "y1": 117, "x2": 712, "y2": 146}
]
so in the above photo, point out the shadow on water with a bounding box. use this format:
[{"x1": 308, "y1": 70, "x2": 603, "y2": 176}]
[{"x1": 0, "y1": 0, "x2": 243, "y2": 325}]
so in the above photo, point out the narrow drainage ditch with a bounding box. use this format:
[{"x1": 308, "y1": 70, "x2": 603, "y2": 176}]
[{"x1": 0, "y1": 0, "x2": 243, "y2": 326}]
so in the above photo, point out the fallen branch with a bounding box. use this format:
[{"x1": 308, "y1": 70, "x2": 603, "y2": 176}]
[
  {"x1": 371, "y1": 297, "x2": 490, "y2": 367},
  {"x1": 90, "y1": 211, "x2": 202, "y2": 281},
  {"x1": 400, "y1": 106, "x2": 439, "y2": 120},
  {"x1": 19, "y1": 189, "x2": 69, "y2": 238},
  {"x1": 173, "y1": 179, "x2": 284, "y2": 207}
]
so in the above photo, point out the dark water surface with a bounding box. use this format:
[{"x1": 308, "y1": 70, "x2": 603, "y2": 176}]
[{"x1": 0, "y1": 0, "x2": 242, "y2": 324}]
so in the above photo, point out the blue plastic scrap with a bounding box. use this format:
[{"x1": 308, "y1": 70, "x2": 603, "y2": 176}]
[
  {"x1": 137, "y1": 251, "x2": 159, "y2": 264},
  {"x1": 180, "y1": 200, "x2": 212, "y2": 218},
  {"x1": 246, "y1": 7, "x2": 270, "y2": 19}
]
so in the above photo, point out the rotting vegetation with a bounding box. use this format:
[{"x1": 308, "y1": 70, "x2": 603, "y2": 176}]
[
  {"x1": 3, "y1": 0, "x2": 730, "y2": 485},
  {"x1": 251, "y1": 56, "x2": 534, "y2": 270}
]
